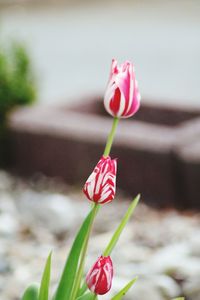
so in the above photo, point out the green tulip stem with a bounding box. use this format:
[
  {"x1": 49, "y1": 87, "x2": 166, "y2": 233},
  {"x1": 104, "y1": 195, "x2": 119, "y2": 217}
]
[
  {"x1": 71, "y1": 117, "x2": 119, "y2": 299},
  {"x1": 103, "y1": 117, "x2": 119, "y2": 157}
]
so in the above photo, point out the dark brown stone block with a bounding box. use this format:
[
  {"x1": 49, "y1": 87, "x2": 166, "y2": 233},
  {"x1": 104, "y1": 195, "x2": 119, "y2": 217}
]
[
  {"x1": 7, "y1": 103, "x2": 175, "y2": 207},
  {"x1": 7, "y1": 99, "x2": 200, "y2": 208},
  {"x1": 172, "y1": 119, "x2": 200, "y2": 208}
]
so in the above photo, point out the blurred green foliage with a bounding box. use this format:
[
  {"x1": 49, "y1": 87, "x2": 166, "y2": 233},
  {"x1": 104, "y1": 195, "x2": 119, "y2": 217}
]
[{"x1": 0, "y1": 42, "x2": 36, "y2": 127}]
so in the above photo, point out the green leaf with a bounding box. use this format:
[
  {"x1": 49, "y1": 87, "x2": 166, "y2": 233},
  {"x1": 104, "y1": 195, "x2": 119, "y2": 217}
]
[
  {"x1": 77, "y1": 282, "x2": 88, "y2": 298},
  {"x1": 111, "y1": 277, "x2": 138, "y2": 300},
  {"x1": 77, "y1": 292, "x2": 96, "y2": 300},
  {"x1": 70, "y1": 205, "x2": 99, "y2": 300},
  {"x1": 103, "y1": 194, "x2": 140, "y2": 256},
  {"x1": 54, "y1": 206, "x2": 97, "y2": 300},
  {"x1": 22, "y1": 283, "x2": 39, "y2": 300},
  {"x1": 38, "y1": 252, "x2": 52, "y2": 300},
  {"x1": 172, "y1": 298, "x2": 185, "y2": 300}
]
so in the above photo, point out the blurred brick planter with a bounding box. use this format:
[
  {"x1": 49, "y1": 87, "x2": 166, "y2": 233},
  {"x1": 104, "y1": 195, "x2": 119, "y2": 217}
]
[
  {"x1": 172, "y1": 119, "x2": 200, "y2": 208},
  {"x1": 8, "y1": 97, "x2": 200, "y2": 208},
  {"x1": 0, "y1": 129, "x2": 11, "y2": 167}
]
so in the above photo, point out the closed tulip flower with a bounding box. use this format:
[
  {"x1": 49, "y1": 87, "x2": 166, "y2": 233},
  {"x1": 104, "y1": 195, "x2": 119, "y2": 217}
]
[
  {"x1": 104, "y1": 59, "x2": 141, "y2": 118},
  {"x1": 83, "y1": 156, "x2": 117, "y2": 204},
  {"x1": 86, "y1": 255, "x2": 113, "y2": 295}
]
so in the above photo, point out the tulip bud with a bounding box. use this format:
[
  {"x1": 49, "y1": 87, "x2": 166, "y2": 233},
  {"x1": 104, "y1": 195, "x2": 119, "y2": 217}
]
[
  {"x1": 86, "y1": 255, "x2": 113, "y2": 295},
  {"x1": 83, "y1": 156, "x2": 117, "y2": 204},
  {"x1": 104, "y1": 59, "x2": 141, "y2": 118}
]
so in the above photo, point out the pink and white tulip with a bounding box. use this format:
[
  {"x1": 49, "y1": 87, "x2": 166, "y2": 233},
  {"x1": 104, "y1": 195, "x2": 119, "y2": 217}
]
[
  {"x1": 86, "y1": 255, "x2": 113, "y2": 295},
  {"x1": 104, "y1": 59, "x2": 141, "y2": 118},
  {"x1": 83, "y1": 156, "x2": 117, "y2": 204}
]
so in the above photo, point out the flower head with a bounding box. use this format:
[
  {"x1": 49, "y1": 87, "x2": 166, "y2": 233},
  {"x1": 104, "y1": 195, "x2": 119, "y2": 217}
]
[
  {"x1": 104, "y1": 59, "x2": 141, "y2": 118},
  {"x1": 86, "y1": 255, "x2": 113, "y2": 295},
  {"x1": 83, "y1": 156, "x2": 117, "y2": 204}
]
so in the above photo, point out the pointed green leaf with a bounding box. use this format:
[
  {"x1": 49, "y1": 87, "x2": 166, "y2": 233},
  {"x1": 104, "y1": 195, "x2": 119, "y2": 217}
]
[
  {"x1": 70, "y1": 205, "x2": 99, "y2": 300},
  {"x1": 103, "y1": 194, "x2": 140, "y2": 256},
  {"x1": 54, "y1": 206, "x2": 97, "y2": 300},
  {"x1": 77, "y1": 292, "x2": 96, "y2": 300},
  {"x1": 38, "y1": 252, "x2": 52, "y2": 300},
  {"x1": 77, "y1": 282, "x2": 88, "y2": 297},
  {"x1": 111, "y1": 277, "x2": 138, "y2": 300},
  {"x1": 22, "y1": 283, "x2": 39, "y2": 300}
]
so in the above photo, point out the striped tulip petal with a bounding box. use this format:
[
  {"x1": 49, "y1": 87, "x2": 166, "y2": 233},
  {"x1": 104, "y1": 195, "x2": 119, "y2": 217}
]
[
  {"x1": 86, "y1": 256, "x2": 113, "y2": 295},
  {"x1": 83, "y1": 156, "x2": 117, "y2": 204},
  {"x1": 104, "y1": 59, "x2": 141, "y2": 118}
]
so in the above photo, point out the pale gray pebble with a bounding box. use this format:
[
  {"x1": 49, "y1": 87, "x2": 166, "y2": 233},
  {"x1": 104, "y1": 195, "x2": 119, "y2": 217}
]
[
  {"x1": 17, "y1": 191, "x2": 80, "y2": 235},
  {"x1": 183, "y1": 277, "x2": 200, "y2": 300},
  {"x1": 0, "y1": 172, "x2": 14, "y2": 191},
  {"x1": 0, "y1": 258, "x2": 11, "y2": 274},
  {"x1": 0, "y1": 213, "x2": 19, "y2": 236}
]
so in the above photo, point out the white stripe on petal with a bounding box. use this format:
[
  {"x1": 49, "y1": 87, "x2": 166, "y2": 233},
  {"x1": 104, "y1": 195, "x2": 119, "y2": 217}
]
[
  {"x1": 88, "y1": 179, "x2": 96, "y2": 199},
  {"x1": 100, "y1": 190, "x2": 112, "y2": 202},
  {"x1": 126, "y1": 68, "x2": 135, "y2": 114},
  {"x1": 95, "y1": 172, "x2": 104, "y2": 194},
  {"x1": 104, "y1": 83, "x2": 116, "y2": 116}
]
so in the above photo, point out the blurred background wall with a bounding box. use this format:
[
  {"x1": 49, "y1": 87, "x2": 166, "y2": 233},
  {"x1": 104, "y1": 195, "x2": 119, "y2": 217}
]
[{"x1": 0, "y1": 0, "x2": 199, "y2": 108}]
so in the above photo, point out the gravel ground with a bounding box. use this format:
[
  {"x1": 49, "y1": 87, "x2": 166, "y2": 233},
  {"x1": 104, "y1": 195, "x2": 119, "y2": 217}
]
[{"x1": 0, "y1": 170, "x2": 200, "y2": 300}]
